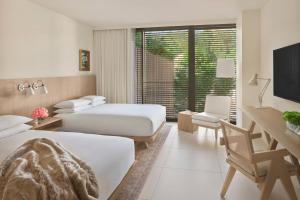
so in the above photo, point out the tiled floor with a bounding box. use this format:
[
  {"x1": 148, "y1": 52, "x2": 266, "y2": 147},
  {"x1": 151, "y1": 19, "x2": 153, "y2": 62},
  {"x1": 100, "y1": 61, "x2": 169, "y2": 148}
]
[{"x1": 139, "y1": 123, "x2": 300, "y2": 200}]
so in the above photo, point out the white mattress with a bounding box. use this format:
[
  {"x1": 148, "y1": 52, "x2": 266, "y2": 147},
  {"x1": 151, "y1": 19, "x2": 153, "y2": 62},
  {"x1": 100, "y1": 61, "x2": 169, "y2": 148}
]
[
  {"x1": 56, "y1": 104, "x2": 166, "y2": 137},
  {"x1": 0, "y1": 130, "x2": 135, "y2": 200}
]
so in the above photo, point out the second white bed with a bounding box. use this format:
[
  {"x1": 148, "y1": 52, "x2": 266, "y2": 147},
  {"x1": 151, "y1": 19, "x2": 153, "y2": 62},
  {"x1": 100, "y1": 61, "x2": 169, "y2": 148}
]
[
  {"x1": 0, "y1": 130, "x2": 135, "y2": 200},
  {"x1": 56, "y1": 104, "x2": 166, "y2": 137}
]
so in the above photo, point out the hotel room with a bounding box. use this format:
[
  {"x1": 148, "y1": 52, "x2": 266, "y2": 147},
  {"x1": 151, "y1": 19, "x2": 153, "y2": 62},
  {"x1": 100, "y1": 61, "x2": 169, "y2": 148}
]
[{"x1": 0, "y1": 0, "x2": 299, "y2": 199}]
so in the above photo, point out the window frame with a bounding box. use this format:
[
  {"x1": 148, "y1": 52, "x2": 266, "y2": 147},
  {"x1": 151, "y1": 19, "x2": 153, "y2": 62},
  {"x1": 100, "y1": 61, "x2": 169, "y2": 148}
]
[{"x1": 136, "y1": 24, "x2": 237, "y2": 122}]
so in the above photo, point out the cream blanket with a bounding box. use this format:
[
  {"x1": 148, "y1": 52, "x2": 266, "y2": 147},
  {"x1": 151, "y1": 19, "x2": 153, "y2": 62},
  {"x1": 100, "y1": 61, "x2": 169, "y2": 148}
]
[{"x1": 0, "y1": 138, "x2": 99, "y2": 200}]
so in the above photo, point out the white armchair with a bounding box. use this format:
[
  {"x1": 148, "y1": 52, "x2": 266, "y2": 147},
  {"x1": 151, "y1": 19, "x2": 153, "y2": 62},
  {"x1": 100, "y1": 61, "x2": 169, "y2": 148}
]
[{"x1": 192, "y1": 95, "x2": 231, "y2": 140}]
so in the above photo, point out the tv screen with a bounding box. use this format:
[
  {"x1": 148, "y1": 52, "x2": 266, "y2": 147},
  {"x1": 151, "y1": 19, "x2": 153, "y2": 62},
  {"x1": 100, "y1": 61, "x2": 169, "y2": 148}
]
[{"x1": 273, "y1": 43, "x2": 300, "y2": 102}]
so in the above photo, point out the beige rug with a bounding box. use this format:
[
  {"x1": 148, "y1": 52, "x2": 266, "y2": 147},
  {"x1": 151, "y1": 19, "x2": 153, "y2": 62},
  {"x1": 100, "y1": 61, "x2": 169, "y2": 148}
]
[{"x1": 109, "y1": 124, "x2": 172, "y2": 200}]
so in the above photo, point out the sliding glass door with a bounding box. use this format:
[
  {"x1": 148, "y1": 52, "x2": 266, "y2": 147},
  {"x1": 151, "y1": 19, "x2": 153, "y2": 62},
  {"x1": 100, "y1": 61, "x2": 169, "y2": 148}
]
[
  {"x1": 136, "y1": 25, "x2": 236, "y2": 122},
  {"x1": 194, "y1": 27, "x2": 237, "y2": 121}
]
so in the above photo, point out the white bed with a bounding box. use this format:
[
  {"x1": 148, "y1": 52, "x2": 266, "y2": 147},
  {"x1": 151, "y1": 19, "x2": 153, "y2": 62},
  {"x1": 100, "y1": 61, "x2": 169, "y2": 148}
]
[
  {"x1": 0, "y1": 130, "x2": 135, "y2": 200},
  {"x1": 56, "y1": 104, "x2": 166, "y2": 138}
]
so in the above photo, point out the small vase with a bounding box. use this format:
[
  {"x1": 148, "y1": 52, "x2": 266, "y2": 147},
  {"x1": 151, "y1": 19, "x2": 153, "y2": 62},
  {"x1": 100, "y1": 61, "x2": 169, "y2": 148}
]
[
  {"x1": 35, "y1": 118, "x2": 45, "y2": 125},
  {"x1": 286, "y1": 121, "x2": 300, "y2": 135}
]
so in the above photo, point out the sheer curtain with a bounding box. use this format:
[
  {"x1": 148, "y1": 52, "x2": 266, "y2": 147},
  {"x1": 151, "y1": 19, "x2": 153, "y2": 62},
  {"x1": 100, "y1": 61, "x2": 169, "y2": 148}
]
[{"x1": 94, "y1": 29, "x2": 135, "y2": 103}]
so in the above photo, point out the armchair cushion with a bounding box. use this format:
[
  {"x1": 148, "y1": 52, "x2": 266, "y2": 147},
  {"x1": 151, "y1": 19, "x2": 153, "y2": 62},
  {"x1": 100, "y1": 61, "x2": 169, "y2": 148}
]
[
  {"x1": 192, "y1": 119, "x2": 220, "y2": 128},
  {"x1": 192, "y1": 112, "x2": 227, "y2": 123}
]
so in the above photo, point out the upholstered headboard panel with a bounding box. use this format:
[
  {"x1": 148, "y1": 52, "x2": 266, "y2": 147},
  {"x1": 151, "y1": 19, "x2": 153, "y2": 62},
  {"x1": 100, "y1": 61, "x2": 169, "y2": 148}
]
[{"x1": 0, "y1": 75, "x2": 96, "y2": 117}]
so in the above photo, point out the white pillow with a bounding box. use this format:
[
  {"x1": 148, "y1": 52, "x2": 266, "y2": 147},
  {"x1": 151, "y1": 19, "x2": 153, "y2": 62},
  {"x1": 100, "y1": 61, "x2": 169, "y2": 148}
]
[
  {"x1": 81, "y1": 95, "x2": 105, "y2": 103},
  {"x1": 0, "y1": 115, "x2": 32, "y2": 131},
  {"x1": 0, "y1": 124, "x2": 32, "y2": 139},
  {"x1": 54, "y1": 99, "x2": 91, "y2": 109},
  {"x1": 92, "y1": 100, "x2": 106, "y2": 107},
  {"x1": 54, "y1": 105, "x2": 91, "y2": 114}
]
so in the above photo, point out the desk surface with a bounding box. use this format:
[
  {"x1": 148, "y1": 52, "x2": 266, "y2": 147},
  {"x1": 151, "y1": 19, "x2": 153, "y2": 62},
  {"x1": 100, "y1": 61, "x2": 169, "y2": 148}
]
[{"x1": 243, "y1": 106, "x2": 300, "y2": 159}]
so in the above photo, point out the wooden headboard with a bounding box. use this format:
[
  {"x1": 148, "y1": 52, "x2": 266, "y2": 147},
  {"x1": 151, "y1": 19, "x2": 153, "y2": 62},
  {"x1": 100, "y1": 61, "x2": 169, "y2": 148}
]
[{"x1": 0, "y1": 75, "x2": 96, "y2": 117}]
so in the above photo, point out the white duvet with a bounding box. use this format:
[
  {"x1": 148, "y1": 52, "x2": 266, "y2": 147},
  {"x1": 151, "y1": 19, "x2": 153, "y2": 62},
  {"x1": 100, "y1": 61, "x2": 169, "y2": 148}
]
[
  {"x1": 0, "y1": 130, "x2": 135, "y2": 200},
  {"x1": 56, "y1": 104, "x2": 166, "y2": 137}
]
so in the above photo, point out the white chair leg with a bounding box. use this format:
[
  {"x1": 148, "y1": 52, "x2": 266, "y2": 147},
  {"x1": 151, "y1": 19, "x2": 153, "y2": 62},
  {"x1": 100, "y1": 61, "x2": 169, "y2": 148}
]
[{"x1": 215, "y1": 129, "x2": 218, "y2": 140}]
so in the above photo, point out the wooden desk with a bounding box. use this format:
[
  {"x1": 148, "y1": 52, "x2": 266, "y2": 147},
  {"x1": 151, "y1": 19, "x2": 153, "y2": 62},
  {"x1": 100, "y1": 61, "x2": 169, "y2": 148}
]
[{"x1": 242, "y1": 106, "x2": 300, "y2": 159}]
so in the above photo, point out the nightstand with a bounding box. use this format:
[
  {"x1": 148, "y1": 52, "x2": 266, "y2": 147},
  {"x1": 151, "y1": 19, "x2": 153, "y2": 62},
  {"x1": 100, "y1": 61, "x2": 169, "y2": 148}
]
[
  {"x1": 178, "y1": 110, "x2": 198, "y2": 133},
  {"x1": 28, "y1": 117, "x2": 62, "y2": 131}
]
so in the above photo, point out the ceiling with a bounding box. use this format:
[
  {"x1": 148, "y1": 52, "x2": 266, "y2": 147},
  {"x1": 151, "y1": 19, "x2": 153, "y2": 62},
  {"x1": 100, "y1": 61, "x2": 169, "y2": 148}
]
[{"x1": 30, "y1": 0, "x2": 268, "y2": 28}]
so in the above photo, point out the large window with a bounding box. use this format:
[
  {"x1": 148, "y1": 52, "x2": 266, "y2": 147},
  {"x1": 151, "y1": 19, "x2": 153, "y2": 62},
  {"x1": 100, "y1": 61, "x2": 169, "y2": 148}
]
[{"x1": 136, "y1": 24, "x2": 236, "y2": 122}]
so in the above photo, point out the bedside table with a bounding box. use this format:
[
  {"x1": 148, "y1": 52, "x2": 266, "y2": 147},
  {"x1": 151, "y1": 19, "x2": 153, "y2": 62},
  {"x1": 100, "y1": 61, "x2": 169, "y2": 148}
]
[
  {"x1": 28, "y1": 117, "x2": 62, "y2": 131},
  {"x1": 178, "y1": 110, "x2": 198, "y2": 133}
]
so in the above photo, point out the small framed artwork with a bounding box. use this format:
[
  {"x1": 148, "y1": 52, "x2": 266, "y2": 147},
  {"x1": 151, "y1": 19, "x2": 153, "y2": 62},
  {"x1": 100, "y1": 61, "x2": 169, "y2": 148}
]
[{"x1": 79, "y1": 49, "x2": 90, "y2": 71}]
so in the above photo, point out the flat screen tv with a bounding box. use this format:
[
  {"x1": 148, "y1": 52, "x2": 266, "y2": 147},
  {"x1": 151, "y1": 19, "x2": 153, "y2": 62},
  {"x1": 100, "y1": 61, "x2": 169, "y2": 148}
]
[{"x1": 273, "y1": 42, "x2": 300, "y2": 102}]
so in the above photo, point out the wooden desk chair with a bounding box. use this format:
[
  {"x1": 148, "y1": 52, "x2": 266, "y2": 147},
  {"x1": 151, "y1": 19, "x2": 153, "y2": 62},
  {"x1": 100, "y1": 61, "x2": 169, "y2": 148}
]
[{"x1": 220, "y1": 120, "x2": 298, "y2": 200}]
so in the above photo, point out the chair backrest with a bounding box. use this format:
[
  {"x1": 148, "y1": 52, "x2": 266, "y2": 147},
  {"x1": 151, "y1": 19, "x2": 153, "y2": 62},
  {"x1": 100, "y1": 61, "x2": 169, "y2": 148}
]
[
  {"x1": 220, "y1": 120, "x2": 259, "y2": 176},
  {"x1": 204, "y1": 96, "x2": 231, "y2": 118}
]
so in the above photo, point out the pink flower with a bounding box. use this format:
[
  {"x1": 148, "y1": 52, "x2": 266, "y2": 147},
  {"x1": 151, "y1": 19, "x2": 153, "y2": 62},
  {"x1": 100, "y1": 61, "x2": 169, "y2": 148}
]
[{"x1": 32, "y1": 107, "x2": 49, "y2": 119}]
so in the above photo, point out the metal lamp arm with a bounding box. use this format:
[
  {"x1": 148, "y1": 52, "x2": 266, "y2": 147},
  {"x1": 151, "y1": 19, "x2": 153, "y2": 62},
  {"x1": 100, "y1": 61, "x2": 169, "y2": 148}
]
[{"x1": 258, "y1": 78, "x2": 271, "y2": 107}]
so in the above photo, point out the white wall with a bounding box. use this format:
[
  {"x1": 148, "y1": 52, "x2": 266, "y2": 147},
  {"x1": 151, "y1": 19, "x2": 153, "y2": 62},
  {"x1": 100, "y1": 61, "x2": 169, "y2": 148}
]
[
  {"x1": 0, "y1": 0, "x2": 94, "y2": 79},
  {"x1": 260, "y1": 0, "x2": 300, "y2": 112},
  {"x1": 236, "y1": 10, "x2": 261, "y2": 127}
]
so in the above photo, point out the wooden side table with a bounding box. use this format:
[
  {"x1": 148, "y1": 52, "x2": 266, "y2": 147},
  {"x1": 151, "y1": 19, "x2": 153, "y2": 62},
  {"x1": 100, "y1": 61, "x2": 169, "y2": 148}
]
[
  {"x1": 28, "y1": 117, "x2": 62, "y2": 131},
  {"x1": 178, "y1": 110, "x2": 198, "y2": 133}
]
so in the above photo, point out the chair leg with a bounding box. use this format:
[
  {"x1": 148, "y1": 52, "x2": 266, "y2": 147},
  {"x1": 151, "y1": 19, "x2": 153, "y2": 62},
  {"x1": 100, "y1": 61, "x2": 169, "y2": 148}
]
[
  {"x1": 260, "y1": 176, "x2": 276, "y2": 200},
  {"x1": 257, "y1": 183, "x2": 263, "y2": 190},
  {"x1": 214, "y1": 129, "x2": 218, "y2": 140},
  {"x1": 220, "y1": 166, "x2": 236, "y2": 198},
  {"x1": 144, "y1": 142, "x2": 149, "y2": 148},
  {"x1": 280, "y1": 175, "x2": 298, "y2": 200}
]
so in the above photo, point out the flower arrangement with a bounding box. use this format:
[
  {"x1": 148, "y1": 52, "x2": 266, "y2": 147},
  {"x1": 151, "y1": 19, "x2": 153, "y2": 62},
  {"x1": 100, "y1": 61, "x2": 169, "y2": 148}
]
[
  {"x1": 32, "y1": 107, "x2": 49, "y2": 124},
  {"x1": 283, "y1": 111, "x2": 300, "y2": 135}
]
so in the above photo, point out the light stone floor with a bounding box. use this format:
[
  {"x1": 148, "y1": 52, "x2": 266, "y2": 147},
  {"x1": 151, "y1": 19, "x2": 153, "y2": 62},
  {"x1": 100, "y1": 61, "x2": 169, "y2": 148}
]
[{"x1": 138, "y1": 122, "x2": 300, "y2": 200}]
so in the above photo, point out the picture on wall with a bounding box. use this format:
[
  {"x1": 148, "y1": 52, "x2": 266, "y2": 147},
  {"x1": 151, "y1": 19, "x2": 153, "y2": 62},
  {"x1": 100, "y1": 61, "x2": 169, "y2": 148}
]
[{"x1": 79, "y1": 49, "x2": 90, "y2": 71}]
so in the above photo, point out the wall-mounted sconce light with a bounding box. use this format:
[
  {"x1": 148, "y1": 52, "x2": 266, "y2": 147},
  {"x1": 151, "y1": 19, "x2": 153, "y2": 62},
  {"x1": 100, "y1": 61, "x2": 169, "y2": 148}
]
[
  {"x1": 32, "y1": 80, "x2": 48, "y2": 94},
  {"x1": 17, "y1": 82, "x2": 35, "y2": 95},
  {"x1": 17, "y1": 80, "x2": 48, "y2": 95}
]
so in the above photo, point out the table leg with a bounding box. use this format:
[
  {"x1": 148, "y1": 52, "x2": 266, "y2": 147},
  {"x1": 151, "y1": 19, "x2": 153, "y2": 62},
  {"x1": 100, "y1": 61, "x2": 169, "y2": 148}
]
[
  {"x1": 268, "y1": 138, "x2": 278, "y2": 150},
  {"x1": 290, "y1": 154, "x2": 300, "y2": 186},
  {"x1": 262, "y1": 130, "x2": 278, "y2": 150},
  {"x1": 263, "y1": 129, "x2": 272, "y2": 144}
]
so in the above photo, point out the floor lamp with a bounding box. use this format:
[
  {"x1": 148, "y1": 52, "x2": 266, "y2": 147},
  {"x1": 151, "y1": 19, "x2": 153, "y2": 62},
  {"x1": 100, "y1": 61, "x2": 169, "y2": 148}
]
[{"x1": 216, "y1": 58, "x2": 235, "y2": 78}]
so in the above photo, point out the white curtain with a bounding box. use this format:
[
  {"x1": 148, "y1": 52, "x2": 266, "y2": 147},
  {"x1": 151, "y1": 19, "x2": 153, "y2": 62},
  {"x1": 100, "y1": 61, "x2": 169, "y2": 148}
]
[{"x1": 94, "y1": 29, "x2": 135, "y2": 103}]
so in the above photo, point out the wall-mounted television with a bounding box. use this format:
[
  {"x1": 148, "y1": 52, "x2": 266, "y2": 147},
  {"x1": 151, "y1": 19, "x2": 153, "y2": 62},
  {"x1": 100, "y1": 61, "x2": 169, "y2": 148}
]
[{"x1": 273, "y1": 42, "x2": 300, "y2": 102}]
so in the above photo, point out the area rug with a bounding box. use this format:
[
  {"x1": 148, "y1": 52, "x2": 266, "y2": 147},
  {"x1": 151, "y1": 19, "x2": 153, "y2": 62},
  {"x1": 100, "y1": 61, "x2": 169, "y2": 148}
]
[{"x1": 109, "y1": 124, "x2": 173, "y2": 200}]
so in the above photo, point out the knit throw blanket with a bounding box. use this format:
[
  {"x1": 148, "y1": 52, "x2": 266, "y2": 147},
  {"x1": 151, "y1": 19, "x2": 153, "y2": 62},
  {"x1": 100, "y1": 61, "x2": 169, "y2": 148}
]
[{"x1": 0, "y1": 138, "x2": 99, "y2": 200}]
